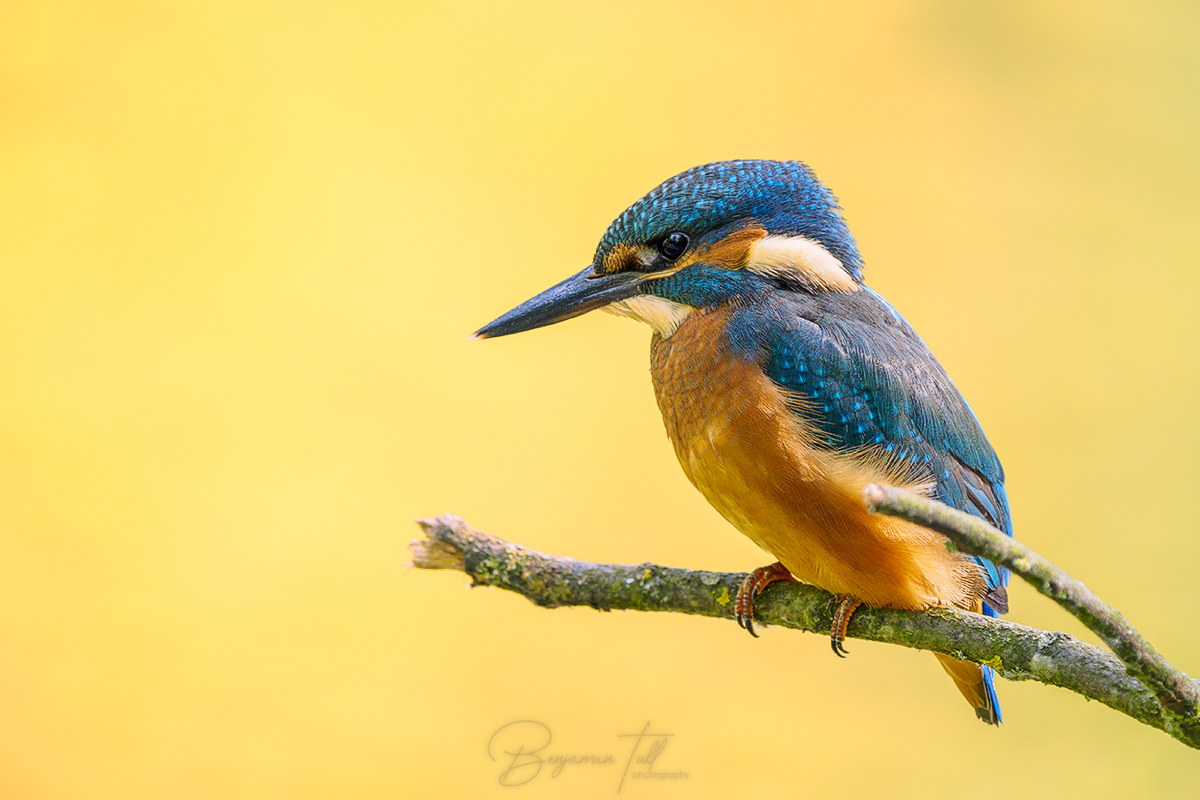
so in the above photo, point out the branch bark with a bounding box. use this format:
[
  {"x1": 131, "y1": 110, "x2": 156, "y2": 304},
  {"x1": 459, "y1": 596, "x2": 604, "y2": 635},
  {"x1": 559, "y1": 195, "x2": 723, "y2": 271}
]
[
  {"x1": 409, "y1": 504, "x2": 1200, "y2": 751},
  {"x1": 863, "y1": 483, "x2": 1200, "y2": 719}
]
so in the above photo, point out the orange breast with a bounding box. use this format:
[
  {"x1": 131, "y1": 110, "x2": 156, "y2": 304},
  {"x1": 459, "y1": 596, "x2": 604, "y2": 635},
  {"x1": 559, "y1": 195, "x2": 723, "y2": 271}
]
[{"x1": 650, "y1": 306, "x2": 986, "y2": 612}]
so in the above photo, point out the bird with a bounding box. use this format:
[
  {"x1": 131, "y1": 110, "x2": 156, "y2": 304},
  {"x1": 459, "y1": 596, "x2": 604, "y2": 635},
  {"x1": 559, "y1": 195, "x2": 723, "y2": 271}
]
[{"x1": 472, "y1": 159, "x2": 1012, "y2": 725}]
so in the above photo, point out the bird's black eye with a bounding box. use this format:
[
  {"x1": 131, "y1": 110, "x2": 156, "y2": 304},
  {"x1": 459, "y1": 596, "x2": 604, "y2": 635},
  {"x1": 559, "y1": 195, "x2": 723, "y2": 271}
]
[{"x1": 658, "y1": 231, "x2": 689, "y2": 261}]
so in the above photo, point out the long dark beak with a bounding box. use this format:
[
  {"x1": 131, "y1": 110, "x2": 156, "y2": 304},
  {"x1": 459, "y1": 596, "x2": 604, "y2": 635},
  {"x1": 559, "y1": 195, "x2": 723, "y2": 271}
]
[{"x1": 471, "y1": 266, "x2": 642, "y2": 339}]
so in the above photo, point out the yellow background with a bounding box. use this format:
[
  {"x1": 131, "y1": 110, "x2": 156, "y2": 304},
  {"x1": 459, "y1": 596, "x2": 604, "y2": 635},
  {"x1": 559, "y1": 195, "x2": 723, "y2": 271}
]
[{"x1": 3, "y1": 1, "x2": 1199, "y2": 797}]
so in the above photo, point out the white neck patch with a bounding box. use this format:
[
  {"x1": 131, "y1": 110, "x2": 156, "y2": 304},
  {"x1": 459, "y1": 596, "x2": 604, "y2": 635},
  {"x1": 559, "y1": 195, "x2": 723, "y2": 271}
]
[
  {"x1": 746, "y1": 235, "x2": 858, "y2": 293},
  {"x1": 604, "y1": 295, "x2": 694, "y2": 337}
]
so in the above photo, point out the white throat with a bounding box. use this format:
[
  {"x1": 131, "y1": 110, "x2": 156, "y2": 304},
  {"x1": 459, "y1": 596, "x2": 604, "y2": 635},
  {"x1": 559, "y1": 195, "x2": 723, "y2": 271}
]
[{"x1": 604, "y1": 295, "x2": 694, "y2": 337}]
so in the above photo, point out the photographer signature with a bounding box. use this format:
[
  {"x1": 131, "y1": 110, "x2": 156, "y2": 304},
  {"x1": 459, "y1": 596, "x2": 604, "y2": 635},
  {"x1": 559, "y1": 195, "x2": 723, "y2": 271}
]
[{"x1": 487, "y1": 720, "x2": 689, "y2": 791}]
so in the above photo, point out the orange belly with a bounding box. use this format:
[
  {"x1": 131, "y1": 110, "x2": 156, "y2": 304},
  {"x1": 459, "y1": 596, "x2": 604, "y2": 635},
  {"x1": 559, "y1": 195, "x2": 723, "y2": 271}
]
[{"x1": 650, "y1": 306, "x2": 987, "y2": 612}]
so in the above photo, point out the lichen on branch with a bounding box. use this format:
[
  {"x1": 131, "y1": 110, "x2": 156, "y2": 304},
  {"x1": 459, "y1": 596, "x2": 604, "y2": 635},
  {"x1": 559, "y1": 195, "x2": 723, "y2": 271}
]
[{"x1": 409, "y1": 498, "x2": 1200, "y2": 751}]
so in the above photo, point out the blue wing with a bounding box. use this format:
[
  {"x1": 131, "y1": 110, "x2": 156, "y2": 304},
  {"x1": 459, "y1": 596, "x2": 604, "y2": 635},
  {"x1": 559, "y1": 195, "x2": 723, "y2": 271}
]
[
  {"x1": 728, "y1": 287, "x2": 1012, "y2": 613},
  {"x1": 725, "y1": 284, "x2": 1012, "y2": 723}
]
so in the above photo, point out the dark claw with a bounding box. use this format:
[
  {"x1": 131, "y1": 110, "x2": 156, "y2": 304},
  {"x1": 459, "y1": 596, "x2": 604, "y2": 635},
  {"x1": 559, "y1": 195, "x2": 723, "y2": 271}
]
[
  {"x1": 744, "y1": 611, "x2": 759, "y2": 638},
  {"x1": 736, "y1": 599, "x2": 759, "y2": 637},
  {"x1": 735, "y1": 562, "x2": 795, "y2": 640},
  {"x1": 744, "y1": 586, "x2": 760, "y2": 637},
  {"x1": 829, "y1": 594, "x2": 861, "y2": 659}
]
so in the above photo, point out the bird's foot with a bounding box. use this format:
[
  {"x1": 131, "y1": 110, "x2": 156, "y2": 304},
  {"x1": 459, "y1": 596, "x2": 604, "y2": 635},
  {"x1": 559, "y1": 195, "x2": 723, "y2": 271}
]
[
  {"x1": 735, "y1": 562, "x2": 796, "y2": 638},
  {"x1": 830, "y1": 595, "x2": 862, "y2": 658}
]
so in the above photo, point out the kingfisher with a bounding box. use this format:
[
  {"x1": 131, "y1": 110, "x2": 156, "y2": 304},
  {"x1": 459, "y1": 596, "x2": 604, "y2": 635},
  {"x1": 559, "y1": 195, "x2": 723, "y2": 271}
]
[{"x1": 472, "y1": 160, "x2": 1012, "y2": 725}]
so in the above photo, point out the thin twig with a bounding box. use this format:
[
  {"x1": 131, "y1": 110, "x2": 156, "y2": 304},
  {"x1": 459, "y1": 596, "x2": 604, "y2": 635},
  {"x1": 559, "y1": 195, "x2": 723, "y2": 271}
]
[
  {"x1": 410, "y1": 513, "x2": 1200, "y2": 750},
  {"x1": 863, "y1": 482, "x2": 1200, "y2": 724}
]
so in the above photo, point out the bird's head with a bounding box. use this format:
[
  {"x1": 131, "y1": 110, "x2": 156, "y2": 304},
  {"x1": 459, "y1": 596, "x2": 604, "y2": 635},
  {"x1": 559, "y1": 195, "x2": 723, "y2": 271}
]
[{"x1": 472, "y1": 160, "x2": 863, "y2": 339}]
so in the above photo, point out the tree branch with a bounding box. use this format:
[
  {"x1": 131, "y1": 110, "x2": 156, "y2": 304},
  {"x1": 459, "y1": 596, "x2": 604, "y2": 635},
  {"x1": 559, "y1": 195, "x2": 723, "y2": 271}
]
[
  {"x1": 409, "y1": 509, "x2": 1200, "y2": 750},
  {"x1": 863, "y1": 483, "x2": 1200, "y2": 720}
]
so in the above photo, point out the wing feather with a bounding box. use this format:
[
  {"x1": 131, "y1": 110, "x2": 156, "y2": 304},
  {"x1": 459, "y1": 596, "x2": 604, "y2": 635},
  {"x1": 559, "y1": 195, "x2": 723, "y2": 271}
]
[{"x1": 733, "y1": 288, "x2": 1013, "y2": 609}]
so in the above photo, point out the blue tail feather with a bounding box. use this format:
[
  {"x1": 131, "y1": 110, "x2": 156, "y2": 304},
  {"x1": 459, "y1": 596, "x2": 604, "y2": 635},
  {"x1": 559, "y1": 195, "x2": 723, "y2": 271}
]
[{"x1": 980, "y1": 604, "x2": 1004, "y2": 724}]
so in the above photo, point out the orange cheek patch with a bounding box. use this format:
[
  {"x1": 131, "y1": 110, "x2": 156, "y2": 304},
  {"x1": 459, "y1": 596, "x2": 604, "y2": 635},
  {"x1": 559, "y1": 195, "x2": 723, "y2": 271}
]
[{"x1": 676, "y1": 224, "x2": 768, "y2": 270}]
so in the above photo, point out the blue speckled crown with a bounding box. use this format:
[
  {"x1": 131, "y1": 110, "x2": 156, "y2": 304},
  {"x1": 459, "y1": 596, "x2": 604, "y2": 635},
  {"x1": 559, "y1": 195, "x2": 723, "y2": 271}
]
[{"x1": 594, "y1": 160, "x2": 863, "y2": 280}]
